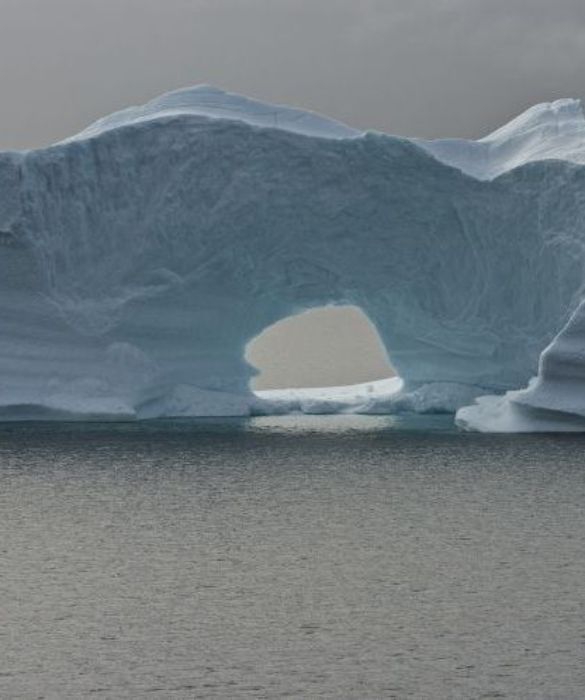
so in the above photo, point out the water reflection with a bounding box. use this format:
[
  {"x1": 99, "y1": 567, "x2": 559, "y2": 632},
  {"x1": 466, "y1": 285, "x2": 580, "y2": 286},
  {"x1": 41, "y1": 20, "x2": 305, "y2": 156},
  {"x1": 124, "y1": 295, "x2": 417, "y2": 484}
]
[{"x1": 248, "y1": 413, "x2": 456, "y2": 434}]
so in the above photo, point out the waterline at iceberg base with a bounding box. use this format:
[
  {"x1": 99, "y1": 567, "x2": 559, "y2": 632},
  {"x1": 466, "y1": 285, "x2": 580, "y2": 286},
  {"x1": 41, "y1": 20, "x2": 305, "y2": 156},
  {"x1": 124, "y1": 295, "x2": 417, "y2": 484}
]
[{"x1": 2, "y1": 86, "x2": 585, "y2": 431}]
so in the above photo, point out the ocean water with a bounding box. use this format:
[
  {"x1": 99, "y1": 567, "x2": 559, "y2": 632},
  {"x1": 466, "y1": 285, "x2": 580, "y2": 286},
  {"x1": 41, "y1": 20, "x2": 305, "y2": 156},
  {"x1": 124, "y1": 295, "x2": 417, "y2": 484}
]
[{"x1": 1, "y1": 415, "x2": 584, "y2": 700}]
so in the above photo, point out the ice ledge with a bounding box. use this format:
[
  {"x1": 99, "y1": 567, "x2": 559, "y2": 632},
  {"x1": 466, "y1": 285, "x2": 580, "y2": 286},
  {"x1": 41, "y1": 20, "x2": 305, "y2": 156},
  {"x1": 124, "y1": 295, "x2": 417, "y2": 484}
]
[{"x1": 456, "y1": 297, "x2": 585, "y2": 432}]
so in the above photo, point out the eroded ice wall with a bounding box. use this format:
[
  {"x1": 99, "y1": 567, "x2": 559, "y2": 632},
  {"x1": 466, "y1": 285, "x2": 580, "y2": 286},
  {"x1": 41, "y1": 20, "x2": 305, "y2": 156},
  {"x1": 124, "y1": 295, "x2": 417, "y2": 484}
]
[{"x1": 2, "y1": 86, "x2": 585, "y2": 422}]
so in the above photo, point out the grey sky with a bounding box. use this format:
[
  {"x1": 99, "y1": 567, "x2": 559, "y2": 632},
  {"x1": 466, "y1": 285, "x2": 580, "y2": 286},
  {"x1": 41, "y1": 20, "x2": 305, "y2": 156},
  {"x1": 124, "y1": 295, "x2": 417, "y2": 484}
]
[
  {"x1": 1, "y1": 0, "x2": 584, "y2": 150},
  {"x1": 0, "y1": 1, "x2": 582, "y2": 387},
  {"x1": 247, "y1": 307, "x2": 393, "y2": 390}
]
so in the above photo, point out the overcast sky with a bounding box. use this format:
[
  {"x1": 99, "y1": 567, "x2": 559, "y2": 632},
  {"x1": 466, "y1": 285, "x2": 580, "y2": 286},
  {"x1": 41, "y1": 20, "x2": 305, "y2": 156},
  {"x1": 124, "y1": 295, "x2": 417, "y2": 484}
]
[
  {"x1": 1, "y1": 0, "x2": 584, "y2": 150},
  {"x1": 1, "y1": 1, "x2": 582, "y2": 386}
]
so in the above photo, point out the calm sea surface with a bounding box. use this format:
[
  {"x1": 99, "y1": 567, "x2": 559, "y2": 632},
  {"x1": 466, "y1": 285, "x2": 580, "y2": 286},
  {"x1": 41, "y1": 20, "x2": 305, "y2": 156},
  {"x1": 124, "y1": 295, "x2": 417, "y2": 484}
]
[{"x1": 1, "y1": 415, "x2": 585, "y2": 700}]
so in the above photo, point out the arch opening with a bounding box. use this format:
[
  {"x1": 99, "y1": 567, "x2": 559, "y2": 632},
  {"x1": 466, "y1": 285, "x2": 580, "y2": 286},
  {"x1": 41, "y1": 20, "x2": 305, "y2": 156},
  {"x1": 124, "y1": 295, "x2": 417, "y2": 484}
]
[{"x1": 246, "y1": 305, "x2": 395, "y2": 391}]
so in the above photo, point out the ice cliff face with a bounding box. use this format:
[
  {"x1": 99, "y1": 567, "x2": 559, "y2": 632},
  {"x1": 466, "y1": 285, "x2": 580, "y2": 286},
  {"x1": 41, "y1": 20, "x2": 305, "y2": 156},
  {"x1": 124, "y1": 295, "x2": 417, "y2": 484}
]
[{"x1": 2, "y1": 85, "x2": 585, "y2": 427}]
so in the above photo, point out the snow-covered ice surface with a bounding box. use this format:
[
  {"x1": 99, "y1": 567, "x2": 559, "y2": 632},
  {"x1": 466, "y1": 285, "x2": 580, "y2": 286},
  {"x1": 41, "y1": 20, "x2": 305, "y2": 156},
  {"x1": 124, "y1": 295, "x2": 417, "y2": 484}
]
[
  {"x1": 416, "y1": 98, "x2": 585, "y2": 179},
  {"x1": 3, "y1": 85, "x2": 585, "y2": 428}
]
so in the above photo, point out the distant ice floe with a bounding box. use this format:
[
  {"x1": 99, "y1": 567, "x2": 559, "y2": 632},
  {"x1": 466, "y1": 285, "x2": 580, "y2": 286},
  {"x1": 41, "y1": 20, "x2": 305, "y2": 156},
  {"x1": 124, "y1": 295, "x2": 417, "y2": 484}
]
[{"x1": 2, "y1": 86, "x2": 585, "y2": 430}]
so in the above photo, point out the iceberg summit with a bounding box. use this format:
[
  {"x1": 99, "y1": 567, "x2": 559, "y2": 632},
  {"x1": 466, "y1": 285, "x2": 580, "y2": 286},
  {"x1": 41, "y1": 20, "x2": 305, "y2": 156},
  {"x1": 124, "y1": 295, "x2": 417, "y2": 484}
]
[{"x1": 2, "y1": 85, "x2": 585, "y2": 431}]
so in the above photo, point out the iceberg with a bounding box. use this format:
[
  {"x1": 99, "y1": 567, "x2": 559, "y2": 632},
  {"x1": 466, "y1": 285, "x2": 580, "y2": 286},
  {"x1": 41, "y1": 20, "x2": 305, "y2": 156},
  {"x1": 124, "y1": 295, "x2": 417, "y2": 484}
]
[{"x1": 2, "y1": 85, "x2": 585, "y2": 427}]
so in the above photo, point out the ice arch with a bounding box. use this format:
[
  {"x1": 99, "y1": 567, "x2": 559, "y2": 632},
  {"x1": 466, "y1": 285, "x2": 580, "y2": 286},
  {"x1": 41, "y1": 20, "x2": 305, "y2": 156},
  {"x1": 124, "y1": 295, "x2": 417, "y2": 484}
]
[
  {"x1": 246, "y1": 305, "x2": 394, "y2": 390},
  {"x1": 2, "y1": 86, "x2": 585, "y2": 422}
]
